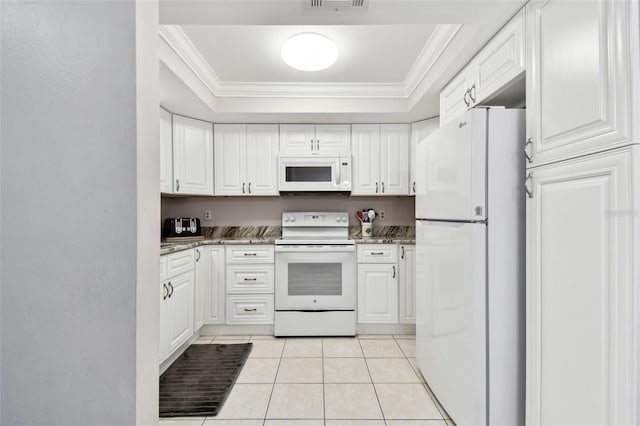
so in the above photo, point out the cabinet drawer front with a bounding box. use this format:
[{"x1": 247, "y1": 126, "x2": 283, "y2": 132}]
[
  {"x1": 226, "y1": 245, "x2": 274, "y2": 263},
  {"x1": 357, "y1": 244, "x2": 398, "y2": 263},
  {"x1": 160, "y1": 255, "x2": 168, "y2": 281},
  {"x1": 227, "y1": 265, "x2": 274, "y2": 293},
  {"x1": 226, "y1": 295, "x2": 274, "y2": 324},
  {"x1": 166, "y1": 249, "x2": 194, "y2": 278}
]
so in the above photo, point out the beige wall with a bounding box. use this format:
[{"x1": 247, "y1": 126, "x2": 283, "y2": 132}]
[{"x1": 162, "y1": 196, "x2": 415, "y2": 227}]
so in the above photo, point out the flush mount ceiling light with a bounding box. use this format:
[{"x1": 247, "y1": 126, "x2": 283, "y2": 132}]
[{"x1": 281, "y1": 33, "x2": 338, "y2": 71}]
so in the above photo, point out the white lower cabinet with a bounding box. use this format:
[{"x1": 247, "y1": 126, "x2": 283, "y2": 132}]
[
  {"x1": 225, "y1": 245, "x2": 275, "y2": 324},
  {"x1": 195, "y1": 246, "x2": 225, "y2": 325},
  {"x1": 526, "y1": 147, "x2": 638, "y2": 426},
  {"x1": 160, "y1": 249, "x2": 195, "y2": 363},
  {"x1": 398, "y1": 245, "x2": 416, "y2": 324},
  {"x1": 226, "y1": 294, "x2": 274, "y2": 324},
  {"x1": 357, "y1": 244, "x2": 398, "y2": 323}
]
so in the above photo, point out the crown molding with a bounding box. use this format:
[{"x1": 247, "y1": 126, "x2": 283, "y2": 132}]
[
  {"x1": 159, "y1": 23, "x2": 460, "y2": 99},
  {"x1": 159, "y1": 25, "x2": 222, "y2": 94},
  {"x1": 403, "y1": 24, "x2": 462, "y2": 96}
]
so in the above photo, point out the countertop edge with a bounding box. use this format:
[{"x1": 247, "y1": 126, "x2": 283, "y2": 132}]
[{"x1": 160, "y1": 237, "x2": 415, "y2": 256}]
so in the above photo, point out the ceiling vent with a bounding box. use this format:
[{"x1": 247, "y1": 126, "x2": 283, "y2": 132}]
[{"x1": 308, "y1": 0, "x2": 368, "y2": 10}]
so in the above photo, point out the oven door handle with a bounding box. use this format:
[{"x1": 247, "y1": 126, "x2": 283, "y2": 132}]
[{"x1": 275, "y1": 245, "x2": 355, "y2": 253}]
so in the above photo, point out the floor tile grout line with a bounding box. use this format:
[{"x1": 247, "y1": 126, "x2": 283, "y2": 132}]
[
  {"x1": 357, "y1": 337, "x2": 386, "y2": 421},
  {"x1": 394, "y1": 335, "x2": 450, "y2": 422},
  {"x1": 262, "y1": 338, "x2": 285, "y2": 425},
  {"x1": 320, "y1": 339, "x2": 326, "y2": 424}
]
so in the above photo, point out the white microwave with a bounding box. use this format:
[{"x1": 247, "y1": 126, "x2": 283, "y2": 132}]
[{"x1": 278, "y1": 153, "x2": 351, "y2": 192}]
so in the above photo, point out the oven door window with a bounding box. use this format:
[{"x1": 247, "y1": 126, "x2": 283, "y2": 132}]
[
  {"x1": 288, "y1": 263, "x2": 342, "y2": 296},
  {"x1": 285, "y1": 166, "x2": 332, "y2": 183}
]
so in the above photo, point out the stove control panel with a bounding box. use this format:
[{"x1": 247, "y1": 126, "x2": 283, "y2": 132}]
[{"x1": 282, "y1": 212, "x2": 349, "y2": 227}]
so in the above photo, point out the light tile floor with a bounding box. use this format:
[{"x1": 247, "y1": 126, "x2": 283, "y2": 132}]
[{"x1": 162, "y1": 335, "x2": 456, "y2": 426}]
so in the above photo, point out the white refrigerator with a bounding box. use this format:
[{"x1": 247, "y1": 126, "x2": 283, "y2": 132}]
[{"x1": 415, "y1": 107, "x2": 525, "y2": 426}]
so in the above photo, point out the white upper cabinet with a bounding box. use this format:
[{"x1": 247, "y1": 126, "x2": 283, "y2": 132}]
[
  {"x1": 525, "y1": 1, "x2": 638, "y2": 166},
  {"x1": 172, "y1": 115, "x2": 214, "y2": 195},
  {"x1": 440, "y1": 67, "x2": 474, "y2": 126},
  {"x1": 525, "y1": 146, "x2": 637, "y2": 426},
  {"x1": 214, "y1": 124, "x2": 246, "y2": 195},
  {"x1": 352, "y1": 124, "x2": 409, "y2": 196},
  {"x1": 351, "y1": 124, "x2": 380, "y2": 195},
  {"x1": 410, "y1": 119, "x2": 439, "y2": 196},
  {"x1": 440, "y1": 8, "x2": 526, "y2": 126},
  {"x1": 380, "y1": 124, "x2": 410, "y2": 195},
  {"x1": 215, "y1": 124, "x2": 278, "y2": 196},
  {"x1": 160, "y1": 108, "x2": 173, "y2": 194},
  {"x1": 473, "y1": 8, "x2": 525, "y2": 103},
  {"x1": 280, "y1": 124, "x2": 350, "y2": 155},
  {"x1": 246, "y1": 125, "x2": 279, "y2": 195}
]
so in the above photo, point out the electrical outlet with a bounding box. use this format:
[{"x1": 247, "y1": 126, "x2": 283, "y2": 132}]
[
  {"x1": 379, "y1": 210, "x2": 385, "y2": 220},
  {"x1": 204, "y1": 210, "x2": 212, "y2": 221}
]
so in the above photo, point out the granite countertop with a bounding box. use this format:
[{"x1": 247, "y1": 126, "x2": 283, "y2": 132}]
[
  {"x1": 349, "y1": 225, "x2": 415, "y2": 244},
  {"x1": 161, "y1": 225, "x2": 415, "y2": 255}
]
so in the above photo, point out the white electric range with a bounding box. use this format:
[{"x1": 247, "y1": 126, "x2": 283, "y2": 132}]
[{"x1": 274, "y1": 212, "x2": 356, "y2": 336}]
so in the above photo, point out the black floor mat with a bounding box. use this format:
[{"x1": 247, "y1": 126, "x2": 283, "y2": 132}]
[{"x1": 159, "y1": 343, "x2": 252, "y2": 417}]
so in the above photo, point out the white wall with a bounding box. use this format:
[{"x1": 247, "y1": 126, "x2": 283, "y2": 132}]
[
  {"x1": 1, "y1": 2, "x2": 158, "y2": 425},
  {"x1": 162, "y1": 196, "x2": 416, "y2": 227}
]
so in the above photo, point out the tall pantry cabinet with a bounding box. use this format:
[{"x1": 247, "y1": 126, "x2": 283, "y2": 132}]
[{"x1": 524, "y1": 2, "x2": 639, "y2": 426}]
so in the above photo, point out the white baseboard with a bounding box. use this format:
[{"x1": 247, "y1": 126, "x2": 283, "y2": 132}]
[{"x1": 356, "y1": 323, "x2": 416, "y2": 335}]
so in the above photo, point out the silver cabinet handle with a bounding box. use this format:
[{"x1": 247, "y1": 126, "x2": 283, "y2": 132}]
[
  {"x1": 469, "y1": 84, "x2": 476, "y2": 103},
  {"x1": 244, "y1": 308, "x2": 257, "y2": 312},
  {"x1": 524, "y1": 138, "x2": 533, "y2": 163},
  {"x1": 412, "y1": 182, "x2": 416, "y2": 194},
  {"x1": 381, "y1": 182, "x2": 385, "y2": 193},
  {"x1": 196, "y1": 249, "x2": 201, "y2": 262},
  {"x1": 248, "y1": 182, "x2": 252, "y2": 194},
  {"x1": 463, "y1": 90, "x2": 471, "y2": 107},
  {"x1": 168, "y1": 281, "x2": 174, "y2": 298},
  {"x1": 163, "y1": 283, "x2": 168, "y2": 301},
  {"x1": 316, "y1": 139, "x2": 320, "y2": 151},
  {"x1": 376, "y1": 182, "x2": 379, "y2": 193},
  {"x1": 243, "y1": 253, "x2": 257, "y2": 257},
  {"x1": 371, "y1": 252, "x2": 384, "y2": 256},
  {"x1": 242, "y1": 182, "x2": 246, "y2": 194},
  {"x1": 243, "y1": 277, "x2": 257, "y2": 281},
  {"x1": 525, "y1": 173, "x2": 533, "y2": 198},
  {"x1": 175, "y1": 179, "x2": 180, "y2": 192},
  {"x1": 311, "y1": 139, "x2": 314, "y2": 151},
  {"x1": 401, "y1": 246, "x2": 405, "y2": 259},
  {"x1": 392, "y1": 265, "x2": 396, "y2": 279}
]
